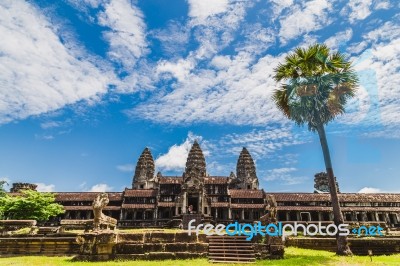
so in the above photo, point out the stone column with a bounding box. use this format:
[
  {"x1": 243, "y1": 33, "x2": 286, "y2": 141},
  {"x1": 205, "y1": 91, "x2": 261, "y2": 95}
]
[
  {"x1": 182, "y1": 192, "x2": 187, "y2": 214},
  {"x1": 215, "y1": 208, "x2": 218, "y2": 220},
  {"x1": 228, "y1": 209, "x2": 232, "y2": 219},
  {"x1": 241, "y1": 209, "x2": 244, "y2": 220},
  {"x1": 318, "y1": 212, "x2": 322, "y2": 221},
  {"x1": 375, "y1": 212, "x2": 379, "y2": 222},
  {"x1": 286, "y1": 212, "x2": 290, "y2": 221},
  {"x1": 133, "y1": 210, "x2": 137, "y2": 220},
  {"x1": 296, "y1": 212, "x2": 301, "y2": 221}
]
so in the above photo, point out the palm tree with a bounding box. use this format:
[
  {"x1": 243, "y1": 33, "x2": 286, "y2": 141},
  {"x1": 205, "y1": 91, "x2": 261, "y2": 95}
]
[{"x1": 273, "y1": 44, "x2": 358, "y2": 255}]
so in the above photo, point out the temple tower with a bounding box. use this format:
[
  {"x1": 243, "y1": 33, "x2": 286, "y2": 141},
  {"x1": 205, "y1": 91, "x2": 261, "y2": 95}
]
[
  {"x1": 314, "y1": 172, "x2": 340, "y2": 193},
  {"x1": 184, "y1": 140, "x2": 206, "y2": 180},
  {"x1": 180, "y1": 141, "x2": 207, "y2": 215},
  {"x1": 132, "y1": 147, "x2": 155, "y2": 189},
  {"x1": 236, "y1": 147, "x2": 259, "y2": 189}
]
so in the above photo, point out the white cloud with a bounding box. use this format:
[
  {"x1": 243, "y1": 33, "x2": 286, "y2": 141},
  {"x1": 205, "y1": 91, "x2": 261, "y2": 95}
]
[
  {"x1": 264, "y1": 167, "x2": 308, "y2": 185},
  {"x1": 116, "y1": 164, "x2": 135, "y2": 172},
  {"x1": 40, "y1": 121, "x2": 62, "y2": 129},
  {"x1": 358, "y1": 187, "x2": 381, "y2": 193},
  {"x1": 98, "y1": 0, "x2": 148, "y2": 70},
  {"x1": 88, "y1": 183, "x2": 114, "y2": 192},
  {"x1": 132, "y1": 52, "x2": 287, "y2": 125},
  {"x1": 0, "y1": 0, "x2": 113, "y2": 124},
  {"x1": 157, "y1": 58, "x2": 195, "y2": 82},
  {"x1": 187, "y1": 0, "x2": 229, "y2": 23},
  {"x1": 155, "y1": 132, "x2": 207, "y2": 172},
  {"x1": 343, "y1": 0, "x2": 373, "y2": 23},
  {"x1": 35, "y1": 183, "x2": 55, "y2": 192},
  {"x1": 218, "y1": 126, "x2": 309, "y2": 159},
  {"x1": 279, "y1": 0, "x2": 331, "y2": 43},
  {"x1": 325, "y1": 28, "x2": 353, "y2": 50}
]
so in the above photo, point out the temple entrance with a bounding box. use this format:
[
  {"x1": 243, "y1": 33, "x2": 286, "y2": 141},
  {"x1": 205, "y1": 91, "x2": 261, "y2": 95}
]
[{"x1": 188, "y1": 194, "x2": 199, "y2": 213}]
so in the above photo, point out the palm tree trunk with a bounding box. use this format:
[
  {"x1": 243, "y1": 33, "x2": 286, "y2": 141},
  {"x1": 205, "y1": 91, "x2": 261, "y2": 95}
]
[{"x1": 316, "y1": 123, "x2": 352, "y2": 256}]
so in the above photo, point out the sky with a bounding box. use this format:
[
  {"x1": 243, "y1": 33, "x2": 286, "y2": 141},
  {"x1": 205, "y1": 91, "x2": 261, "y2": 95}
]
[{"x1": 0, "y1": 0, "x2": 399, "y2": 194}]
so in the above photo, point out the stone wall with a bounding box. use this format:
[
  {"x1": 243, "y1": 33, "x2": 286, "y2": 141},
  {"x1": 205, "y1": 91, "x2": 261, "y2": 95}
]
[
  {"x1": 0, "y1": 234, "x2": 79, "y2": 256},
  {"x1": 286, "y1": 237, "x2": 400, "y2": 255},
  {"x1": 74, "y1": 231, "x2": 209, "y2": 261}
]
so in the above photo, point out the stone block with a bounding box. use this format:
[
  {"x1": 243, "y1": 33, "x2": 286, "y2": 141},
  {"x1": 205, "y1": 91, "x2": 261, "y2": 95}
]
[
  {"x1": 175, "y1": 232, "x2": 197, "y2": 243},
  {"x1": 146, "y1": 252, "x2": 176, "y2": 260},
  {"x1": 164, "y1": 243, "x2": 187, "y2": 252},
  {"x1": 118, "y1": 233, "x2": 143, "y2": 243}
]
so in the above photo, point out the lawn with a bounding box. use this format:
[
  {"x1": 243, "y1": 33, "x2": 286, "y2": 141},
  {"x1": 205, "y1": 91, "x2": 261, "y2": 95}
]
[{"x1": 1, "y1": 247, "x2": 399, "y2": 265}]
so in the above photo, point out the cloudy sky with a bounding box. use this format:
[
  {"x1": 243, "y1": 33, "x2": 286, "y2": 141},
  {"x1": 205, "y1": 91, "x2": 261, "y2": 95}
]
[{"x1": 1, "y1": 0, "x2": 399, "y2": 193}]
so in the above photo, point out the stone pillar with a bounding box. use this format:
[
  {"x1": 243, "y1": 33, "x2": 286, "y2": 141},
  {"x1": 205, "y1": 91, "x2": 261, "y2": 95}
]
[
  {"x1": 317, "y1": 212, "x2": 322, "y2": 221},
  {"x1": 385, "y1": 213, "x2": 390, "y2": 224},
  {"x1": 183, "y1": 192, "x2": 187, "y2": 214},
  {"x1": 133, "y1": 211, "x2": 137, "y2": 220},
  {"x1": 286, "y1": 212, "x2": 290, "y2": 221},
  {"x1": 228, "y1": 209, "x2": 232, "y2": 219},
  {"x1": 215, "y1": 208, "x2": 218, "y2": 220},
  {"x1": 375, "y1": 212, "x2": 379, "y2": 222},
  {"x1": 241, "y1": 209, "x2": 244, "y2": 220},
  {"x1": 329, "y1": 212, "x2": 334, "y2": 221},
  {"x1": 296, "y1": 212, "x2": 301, "y2": 221}
]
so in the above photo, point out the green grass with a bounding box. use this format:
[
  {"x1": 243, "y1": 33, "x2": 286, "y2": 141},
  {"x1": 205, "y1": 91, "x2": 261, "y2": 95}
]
[{"x1": 1, "y1": 247, "x2": 400, "y2": 265}]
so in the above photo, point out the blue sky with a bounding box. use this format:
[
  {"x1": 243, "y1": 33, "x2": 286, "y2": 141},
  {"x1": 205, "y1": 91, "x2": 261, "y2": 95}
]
[{"x1": 1, "y1": 0, "x2": 399, "y2": 193}]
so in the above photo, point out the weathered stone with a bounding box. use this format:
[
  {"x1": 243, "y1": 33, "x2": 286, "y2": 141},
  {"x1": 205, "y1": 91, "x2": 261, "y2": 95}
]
[
  {"x1": 146, "y1": 251, "x2": 176, "y2": 260},
  {"x1": 118, "y1": 233, "x2": 143, "y2": 243},
  {"x1": 175, "y1": 232, "x2": 197, "y2": 243},
  {"x1": 164, "y1": 243, "x2": 187, "y2": 252}
]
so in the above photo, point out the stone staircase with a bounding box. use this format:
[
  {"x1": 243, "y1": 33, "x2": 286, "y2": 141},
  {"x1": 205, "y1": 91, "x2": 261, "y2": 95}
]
[{"x1": 207, "y1": 235, "x2": 255, "y2": 263}]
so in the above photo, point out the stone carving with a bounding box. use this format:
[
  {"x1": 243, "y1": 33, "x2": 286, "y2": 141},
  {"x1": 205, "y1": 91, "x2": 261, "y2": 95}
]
[
  {"x1": 260, "y1": 195, "x2": 278, "y2": 224},
  {"x1": 92, "y1": 193, "x2": 117, "y2": 231}
]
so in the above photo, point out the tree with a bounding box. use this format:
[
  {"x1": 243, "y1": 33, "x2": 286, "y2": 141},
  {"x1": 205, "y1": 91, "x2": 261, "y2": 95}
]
[
  {"x1": 0, "y1": 181, "x2": 7, "y2": 219},
  {"x1": 272, "y1": 44, "x2": 358, "y2": 255},
  {"x1": 1, "y1": 190, "x2": 65, "y2": 222}
]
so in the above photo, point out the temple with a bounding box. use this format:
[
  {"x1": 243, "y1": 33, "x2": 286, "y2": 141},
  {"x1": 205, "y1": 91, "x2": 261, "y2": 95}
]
[{"x1": 12, "y1": 141, "x2": 400, "y2": 228}]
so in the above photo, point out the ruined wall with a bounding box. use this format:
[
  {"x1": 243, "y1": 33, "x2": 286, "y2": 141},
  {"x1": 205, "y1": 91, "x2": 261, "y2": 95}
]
[{"x1": 0, "y1": 234, "x2": 79, "y2": 256}]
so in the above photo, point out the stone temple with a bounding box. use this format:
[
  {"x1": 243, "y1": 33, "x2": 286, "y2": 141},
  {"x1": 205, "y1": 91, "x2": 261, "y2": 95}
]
[{"x1": 14, "y1": 141, "x2": 400, "y2": 227}]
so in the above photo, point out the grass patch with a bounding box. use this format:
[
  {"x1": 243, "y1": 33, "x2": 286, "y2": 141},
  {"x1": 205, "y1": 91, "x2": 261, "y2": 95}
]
[{"x1": 1, "y1": 247, "x2": 400, "y2": 265}]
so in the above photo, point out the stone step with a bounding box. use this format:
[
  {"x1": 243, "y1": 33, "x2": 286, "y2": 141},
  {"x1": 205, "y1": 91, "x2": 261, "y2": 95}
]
[
  {"x1": 209, "y1": 260, "x2": 254, "y2": 264},
  {"x1": 209, "y1": 248, "x2": 254, "y2": 252},
  {"x1": 209, "y1": 252, "x2": 255, "y2": 257},
  {"x1": 209, "y1": 256, "x2": 255, "y2": 261}
]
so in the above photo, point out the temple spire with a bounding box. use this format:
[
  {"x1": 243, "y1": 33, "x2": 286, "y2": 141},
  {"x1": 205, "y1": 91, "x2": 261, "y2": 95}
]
[
  {"x1": 184, "y1": 141, "x2": 206, "y2": 179},
  {"x1": 236, "y1": 147, "x2": 259, "y2": 189},
  {"x1": 132, "y1": 147, "x2": 155, "y2": 188}
]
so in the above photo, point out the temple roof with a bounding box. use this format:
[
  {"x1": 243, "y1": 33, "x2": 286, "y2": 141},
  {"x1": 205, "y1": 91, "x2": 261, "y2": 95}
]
[
  {"x1": 63, "y1": 206, "x2": 121, "y2": 211},
  {"x1": 124, "y1": 189, "x2": 157, "y2": 197},
  {"x1": 159, "y1": 177, "x2": 183, "y2": 184},
  {"x1": 122, "y1": 204, "x2": 155, "y2": 209},
  {"x1": 231, "y1": 203, "x2": 265, "y2": 209},
  {"x1": 277, "y1": 206, "x2": 400, "y2": 212},
  {"x1": 55, "y1": 192, "x2": 123, "y2": 201},
  {"x1": 230, "y1": 189, "x2": 264, "y2": 198},
  {"x1": 270, "y1": 193, "x2": 400, "y2": 202},
  {"x1": 236, "y1": 147, "x2": 257, "y2": 180},
  {"x1": 204, "y1": 176, "x2": 229, "y2": 184}
]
